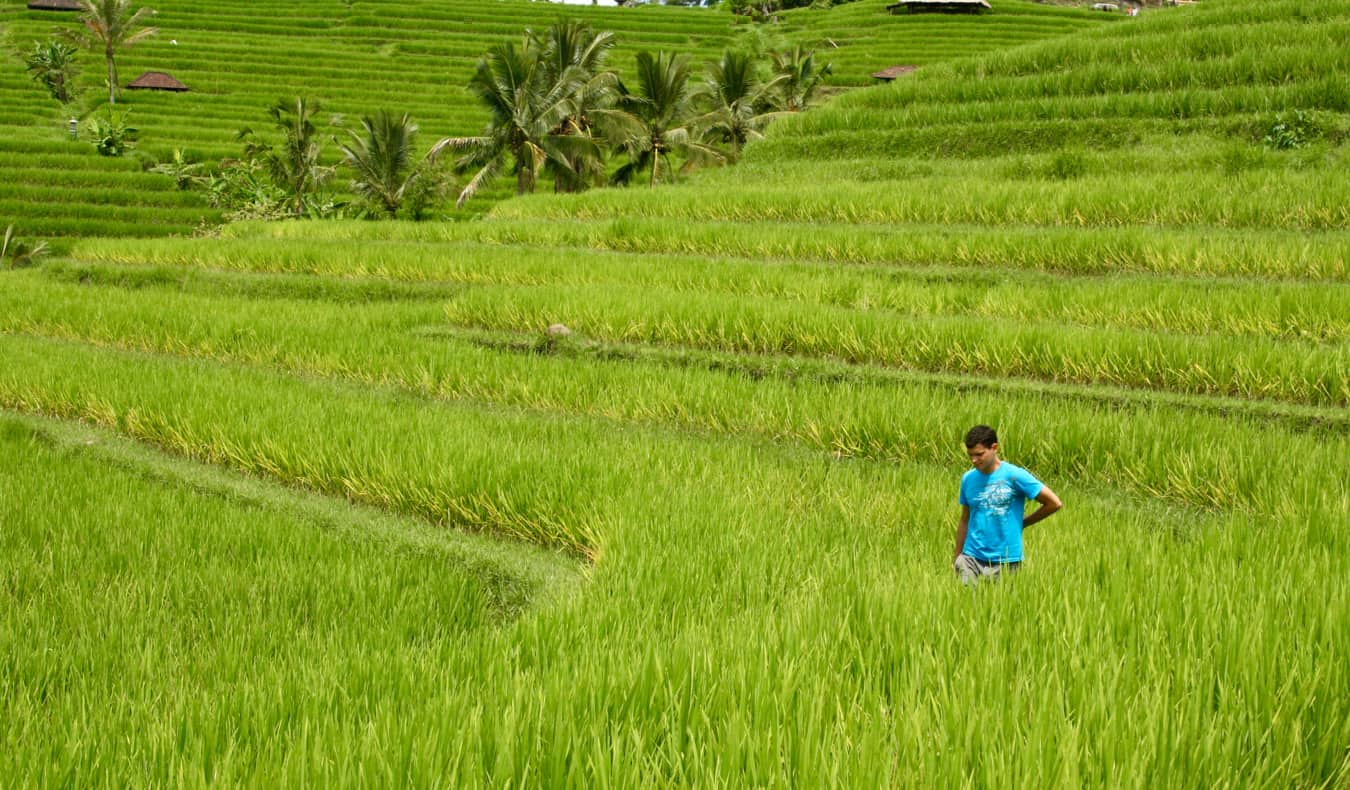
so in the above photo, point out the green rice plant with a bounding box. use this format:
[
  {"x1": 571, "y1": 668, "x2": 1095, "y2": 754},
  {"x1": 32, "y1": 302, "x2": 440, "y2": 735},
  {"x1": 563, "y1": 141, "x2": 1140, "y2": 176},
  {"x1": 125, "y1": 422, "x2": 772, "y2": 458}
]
[
  {"x1": 0, "y1": 408, "x2": 574, "y2": 776},
  {"x1": 0, "y1": 326, "x2": 1345, "y2": 785},
  {"x1": 1, "y1": 268, "x2": 1344, "y2": 517},
  {"x1": 2, "y1": 0, "x2": 1348, "y2": 782},
  {"x1": 209, "y1": 214, "x2": 1350, "y2": 282},
  {"x1": 60, "y1": 238, "x2": 1350, "y2": 343},
  {"x1": 492, "y1": 167, "x2": 1350, "y2": 232},
  {"x1": 0, "y1": 334, "x2": 606, "y2": 555},
  {"x1": 0, "y1": 197, "x2": 210, "y2": 224},
  {"x1": 2, "y1": 164, "x2": 185, "y2": 190},
  {"x1": 0, "y1": 214, "x2": 202, "y2": 237},
  {"x1": 0, "y1": 182, "x2": 205, "y2": 207},
  {"x1": 441, "y1": 282, "x2": 1349, "y2": 407},
  {"x1": 793, "y1": 81, "x2": 1348, "y2": 130}
]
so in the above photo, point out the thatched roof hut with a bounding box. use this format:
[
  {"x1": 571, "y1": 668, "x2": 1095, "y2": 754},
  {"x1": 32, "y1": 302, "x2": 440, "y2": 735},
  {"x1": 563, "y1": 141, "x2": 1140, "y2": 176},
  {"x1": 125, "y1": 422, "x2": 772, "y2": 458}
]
[
  {"x1": 886, "y1": 0, "x2": 991, "y2": 13},
  {"x1": 127, "y1": 71, "x2": 189, "y2": 92},
  {"x1": 27, "y1": 0, "x2": 83, "y2": 11},
  {"x1": 872, "y1": 65, "x2": 919, "y2": 81}
]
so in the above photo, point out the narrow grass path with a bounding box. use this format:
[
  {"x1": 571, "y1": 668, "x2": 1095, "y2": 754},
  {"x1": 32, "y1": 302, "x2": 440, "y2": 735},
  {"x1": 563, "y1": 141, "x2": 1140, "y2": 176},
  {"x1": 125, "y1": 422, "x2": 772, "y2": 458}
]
[{"x1": 4, "y1": 409, "x2": 583, "y2": 619}]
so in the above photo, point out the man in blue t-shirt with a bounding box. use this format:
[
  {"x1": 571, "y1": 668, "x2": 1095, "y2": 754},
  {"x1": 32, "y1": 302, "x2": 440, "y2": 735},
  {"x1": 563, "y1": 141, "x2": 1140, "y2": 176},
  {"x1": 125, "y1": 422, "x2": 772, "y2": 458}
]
[{"x1": 954, "y1": 424, "x2": 1062, "y2": 584}]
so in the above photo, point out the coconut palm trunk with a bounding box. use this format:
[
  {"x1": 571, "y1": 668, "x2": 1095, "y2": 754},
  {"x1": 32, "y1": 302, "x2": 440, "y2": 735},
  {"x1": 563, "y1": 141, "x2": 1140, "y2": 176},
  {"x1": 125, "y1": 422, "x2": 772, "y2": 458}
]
[
  {"x1": 104, "y1": 41, "x2": 117, "y2": 104},
  {"x1": 517, "y1": 144, "x2": 534, "y2": 195}
]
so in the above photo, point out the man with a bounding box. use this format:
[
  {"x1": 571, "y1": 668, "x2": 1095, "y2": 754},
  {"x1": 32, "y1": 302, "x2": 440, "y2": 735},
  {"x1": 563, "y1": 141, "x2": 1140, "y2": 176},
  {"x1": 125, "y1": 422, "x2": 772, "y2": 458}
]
[{"x1": 954, "y1": 424, "x2": 1062, "y2": 584}]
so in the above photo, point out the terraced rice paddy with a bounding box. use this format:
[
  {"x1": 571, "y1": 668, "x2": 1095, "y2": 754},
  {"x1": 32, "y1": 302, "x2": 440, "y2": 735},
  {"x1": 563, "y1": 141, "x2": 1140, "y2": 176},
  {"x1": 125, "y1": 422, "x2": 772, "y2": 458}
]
[
  {"x1": 0, "y1": 0, "x2": 1105, "y2": 236},
  {"x1": 1, "y1": 0, "x2": 1348, "y2": 785}
]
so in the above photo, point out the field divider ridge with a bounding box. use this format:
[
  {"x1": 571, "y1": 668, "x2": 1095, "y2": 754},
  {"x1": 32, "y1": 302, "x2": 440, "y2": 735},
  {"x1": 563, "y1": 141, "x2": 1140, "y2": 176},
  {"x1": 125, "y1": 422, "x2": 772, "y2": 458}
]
[{"x1": 3, "y1": 408, "x2": 584, "y2": 619}]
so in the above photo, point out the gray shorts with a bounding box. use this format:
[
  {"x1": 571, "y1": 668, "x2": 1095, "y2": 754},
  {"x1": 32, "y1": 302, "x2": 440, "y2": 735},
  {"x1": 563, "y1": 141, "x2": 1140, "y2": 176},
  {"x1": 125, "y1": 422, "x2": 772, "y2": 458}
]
[{"x1": 954, "y1": 553, "x2": 1021, "y2": 585}]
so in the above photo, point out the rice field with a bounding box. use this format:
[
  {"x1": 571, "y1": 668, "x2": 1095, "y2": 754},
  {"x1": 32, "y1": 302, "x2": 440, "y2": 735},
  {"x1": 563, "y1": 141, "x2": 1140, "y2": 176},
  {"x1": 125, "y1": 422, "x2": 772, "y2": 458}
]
[
  {"x1": 0, "y1": 0, "x2": 1104, "y2": 237},
  {"x1": 1, "y1": 0, "x2": 1348, "y2": 785}
]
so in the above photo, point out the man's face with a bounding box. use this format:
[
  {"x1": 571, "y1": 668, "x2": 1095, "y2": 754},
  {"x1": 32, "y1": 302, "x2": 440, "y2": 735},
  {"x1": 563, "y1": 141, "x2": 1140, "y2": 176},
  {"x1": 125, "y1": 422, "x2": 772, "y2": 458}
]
[{"x1": 967, "y1": 442, "x2": 999, "y2": 474}]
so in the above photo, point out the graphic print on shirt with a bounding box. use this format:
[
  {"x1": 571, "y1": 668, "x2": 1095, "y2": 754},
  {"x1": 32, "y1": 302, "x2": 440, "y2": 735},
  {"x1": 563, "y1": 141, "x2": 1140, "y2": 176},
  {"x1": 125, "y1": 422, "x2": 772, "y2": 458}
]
[{"x1": 974, "y1": 481, "x2": 1015, "y2": 518}]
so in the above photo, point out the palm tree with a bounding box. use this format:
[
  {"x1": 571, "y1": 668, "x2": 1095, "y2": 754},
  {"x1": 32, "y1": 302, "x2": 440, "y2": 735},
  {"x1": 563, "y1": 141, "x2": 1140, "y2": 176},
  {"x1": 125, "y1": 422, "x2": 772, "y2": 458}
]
[
  {"x1": 611, "y1": 51, "x2": 725, "y2": 187},
  {"x1": 536, "y1": 20, "x2": 615, "y2": 98},
  {"x1": 534, "y1": 20, "x2": 620, "y2": 193},
  {"x1": 771, "y1": 45, "x2": 832, "y2": 113},
  {"x1": 431, "y1": 39, "x2": 594, "y2": 206},
  {"x1": 693, "y1": 49, "x2": 786, "y2": 161},
  {"x1": 339, "y1": 111, "x2": 418, "y2": 217},
  {"x1": 75, "y1": 0, "x2": 158, "y2": 105},
  {"x1": 240, "y1": 97, "x2": 334, "y2": 217},
  {"x1": 339, "y1": 111, "x2": 448, "y2": 219}
]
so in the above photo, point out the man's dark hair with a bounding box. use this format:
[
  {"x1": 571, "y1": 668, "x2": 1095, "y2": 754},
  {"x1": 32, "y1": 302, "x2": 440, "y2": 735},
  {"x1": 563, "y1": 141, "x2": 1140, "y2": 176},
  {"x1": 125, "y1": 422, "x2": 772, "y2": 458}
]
[{"x1": 965, "y1": 424, "x2": 998, "y2": 448}]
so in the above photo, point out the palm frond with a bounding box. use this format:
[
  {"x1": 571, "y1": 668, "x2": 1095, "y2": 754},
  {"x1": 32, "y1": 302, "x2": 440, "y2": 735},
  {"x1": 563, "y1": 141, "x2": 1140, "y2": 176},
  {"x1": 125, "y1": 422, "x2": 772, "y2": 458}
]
[
  {"x1": 427, "y1": 135, "x2": 490, "y2": 162},
  {"x1": 456, "y1": 156, "x2": 503, "y2": 208}
]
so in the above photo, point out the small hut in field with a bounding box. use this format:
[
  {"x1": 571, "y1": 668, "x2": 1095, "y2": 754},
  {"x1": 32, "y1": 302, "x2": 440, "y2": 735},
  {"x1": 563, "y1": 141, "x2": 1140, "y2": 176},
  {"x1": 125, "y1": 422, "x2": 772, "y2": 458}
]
[
  {"x1": 886, "y1": 0, "x2": 991, "y2": 14},
  {"x1": 127, "y1": 71, "x2": 190, "y2": 92},
  {"x1": 871, "y1": 65, "x2": 919, "y2": 82},
  {"x1": 27, "y1": 0, "x2": 83, "y2": 11}
]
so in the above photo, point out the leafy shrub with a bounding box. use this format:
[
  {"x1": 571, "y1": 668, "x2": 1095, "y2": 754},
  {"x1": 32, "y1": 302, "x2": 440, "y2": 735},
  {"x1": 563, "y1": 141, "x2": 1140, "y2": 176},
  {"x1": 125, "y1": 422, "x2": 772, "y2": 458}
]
[
  {"x1": 152, "y1": 148, "x2": 208, "y2": 190},
  {"x1": 403, "y1": 160, "x2": 452, "y2": 221},
  {"x1": 239, "y1": 97, "x2": 334, "y2": 216},
  {"x1": 1262, "y1": 110, "x2": 1320, "y2": 150},
  {"x1": 83, "y1": 107, "x2": 137, "y2": 157},
  {"x1": 23, "y1": 39, "x2": 80, "y2": 104},
  {"x1": 205, "y1": 158, "x2": 290, "y2": 221}
]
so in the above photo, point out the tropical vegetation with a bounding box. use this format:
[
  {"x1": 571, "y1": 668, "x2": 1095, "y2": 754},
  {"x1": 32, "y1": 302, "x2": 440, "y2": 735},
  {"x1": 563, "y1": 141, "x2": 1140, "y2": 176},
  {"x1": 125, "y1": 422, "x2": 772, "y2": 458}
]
[
  {"x1": 0, "y1": 0, "x2": 1107, "y2": 236},
  {"x1": 433, "y1": 22, "x2": 824, "y2": 204},
  {"x1": 21, "y1": 38, "x2": 79, "y2": 104},
  {"x1": 339, "y1": 111, "x2": 448, "y2": 219}
]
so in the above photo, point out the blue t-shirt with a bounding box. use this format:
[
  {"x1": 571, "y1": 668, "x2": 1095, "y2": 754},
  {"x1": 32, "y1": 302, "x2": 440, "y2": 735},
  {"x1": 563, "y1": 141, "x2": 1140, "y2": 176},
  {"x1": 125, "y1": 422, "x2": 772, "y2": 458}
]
[{"x1": 959, "y1": 462, "x2": 1043, "y2": 563}]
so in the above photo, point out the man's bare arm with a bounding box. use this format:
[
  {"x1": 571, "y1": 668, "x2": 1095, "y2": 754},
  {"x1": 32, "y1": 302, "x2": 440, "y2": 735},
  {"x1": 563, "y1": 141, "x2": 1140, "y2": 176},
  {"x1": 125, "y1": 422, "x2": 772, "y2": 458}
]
[
  {"x1": 954, "y1": 505, "x2": 970, "y2": 561},
  {"x1": 1023, "y1": 486, "x2": 1062, "y2": 529}
]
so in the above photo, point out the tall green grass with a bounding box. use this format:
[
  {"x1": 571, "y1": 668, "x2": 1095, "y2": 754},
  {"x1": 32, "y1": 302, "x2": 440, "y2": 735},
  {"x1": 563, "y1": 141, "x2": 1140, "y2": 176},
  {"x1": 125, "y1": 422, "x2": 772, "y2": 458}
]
[
  {"x1": 1, "y1": 268, "x2": 1344, "y2": 517},
  {"x1": 1, "y1": 329, "x2": 1345, "y2": 785},
  {"x1": 49, "y1": 244, "x2": 1350, "y2": 342},
  {"x1": 493, "y1": 167, "x2": 1350, "y2": 231},
  {"x1": 206, "y1": 214, "x2": 1349, "y2": 281}
]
